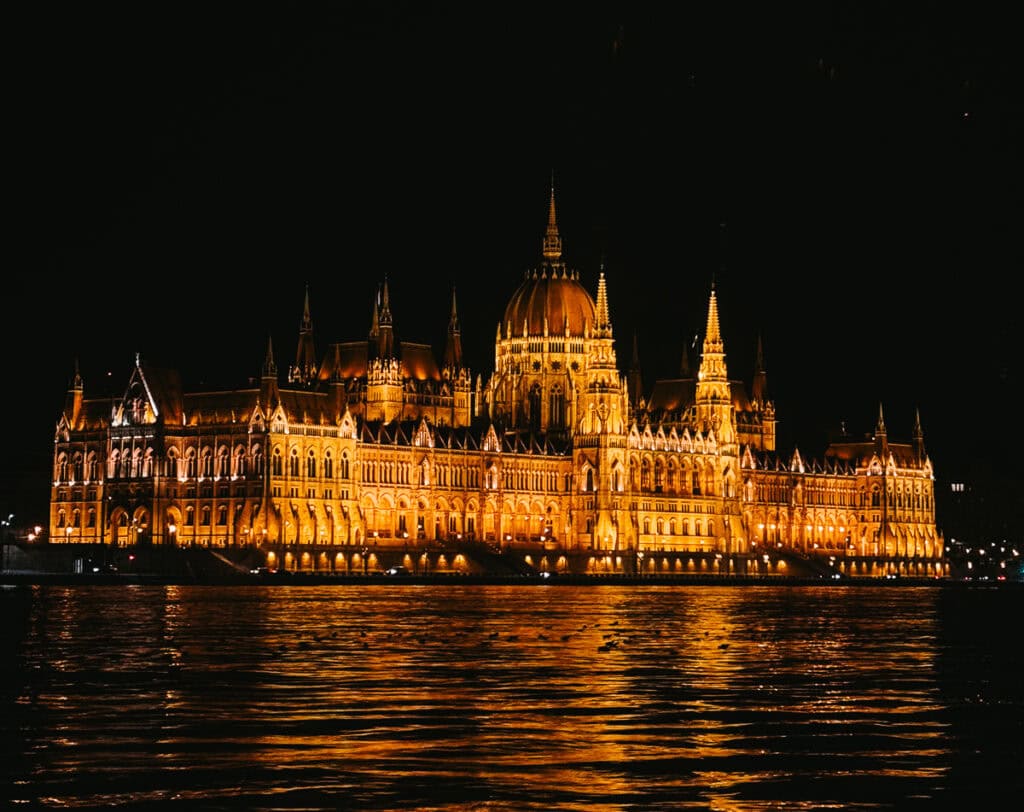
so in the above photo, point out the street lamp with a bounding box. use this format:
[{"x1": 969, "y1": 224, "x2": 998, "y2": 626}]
[{"x1": 168, "y1": 523, "x2": 177, "y2": 546}]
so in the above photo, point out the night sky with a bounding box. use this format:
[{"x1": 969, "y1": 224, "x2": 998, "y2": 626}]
[{"x1": 6, "y1": 4, "x2": 1020, "y2": 525}]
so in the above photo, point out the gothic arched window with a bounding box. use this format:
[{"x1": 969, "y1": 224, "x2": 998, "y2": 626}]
[
  {"x1": 528, "y1": 383, "x2": 542, "y2": 434},
  {"x1": 549, "y1": 384, "x2": 565, "y2": 431}
]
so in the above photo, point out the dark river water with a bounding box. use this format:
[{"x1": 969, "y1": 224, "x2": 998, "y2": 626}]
[{"x1": 1, "y1": 583, "x2": 1021, "y2": 810}]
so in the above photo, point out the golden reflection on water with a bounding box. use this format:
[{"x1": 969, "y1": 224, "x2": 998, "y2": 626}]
[{"x1": 7, "y1": 583, "x2": 961, "y2": 809}]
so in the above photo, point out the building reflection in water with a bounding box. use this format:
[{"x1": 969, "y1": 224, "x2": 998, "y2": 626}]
[{"x1": 3, "y1": 584, "x2": 969, "y2": 809}]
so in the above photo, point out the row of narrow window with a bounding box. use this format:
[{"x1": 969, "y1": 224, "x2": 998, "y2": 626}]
[
  {"x1": 58, "y1": 448, "x2": 362, "y2": 482},
  {"x1": 642, "y1": 518, "x2": 716, "y2": 536}
]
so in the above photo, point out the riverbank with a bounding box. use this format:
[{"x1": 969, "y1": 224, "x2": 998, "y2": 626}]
[{"x1": 2, "y1": 569, "x2": 1017, "y2": 588}]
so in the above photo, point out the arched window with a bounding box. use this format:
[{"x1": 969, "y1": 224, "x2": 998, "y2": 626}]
[
  {"x1": 585, "y1": 468, "x2": 594, "y2": 492},
  {"x1": 166, "y1": 448, "x2": 179, "y2": 478},
  {"x1": 217, "y1": 505, "x2": 227, "y2": 525},
  {"x1": 289, "y1": 449, "x2": 300, "y2": 477},
  {"x1": 217, "y1": 447, "x2": 229, "y2": 478},
  {"x1": 200, "y1": 505, "x2": 211, "y2": 526},
  {"x1": 272, "y1": 449, "x2": 283, "y2": 477},
  {"x1": 200, "y1": 449, "x2": 213, "y2": 478},
  {"x1": 528, "y1": 383, "x2": 542, "y2": 434},
  {"x1": 323, "y1": 451, "x2": 333, "y2": 479},
  {"x1": 306, "y1": 451, "x2": 317, "y2": 479},
  {"x1": 185, "y1": 450, "x2": 197, "y2": 478},
  {"x1": 234, "y1": 447, "x2": 247, "y2": 477},
  {"x1": 549, "y1": 384, "x2": 565, "y2": 431},
  {"x1": 340, "y1": 453, "x2": 349, "y2": 479}
]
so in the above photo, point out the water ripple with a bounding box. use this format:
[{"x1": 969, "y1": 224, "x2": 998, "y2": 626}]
[{"x1": 2, "y1": 583, "x2": 1021, "y2": 809}]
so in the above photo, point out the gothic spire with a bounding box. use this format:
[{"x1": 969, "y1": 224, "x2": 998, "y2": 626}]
[
  {"x1": 260, "y1": 334, "x2": 279, "y2": 408},
  {"x1": 374, "y1": 278, "x2": 396, "y2": 359},
  {"x1": 912, "y1": 407, "x2": 926, "y2": 460},
  {"x1": 263, "y1": 335, "x2": 277, "y2": 378},
  {"x1": 702, "y1": 281, "x2": 724, "y2": 355},
  {"x1": 379, "y1": 277, "x2": 393, "y2": 326},
  {"x1": 695, "y1": 282, "x2": 732, "y2": 440},
  {"x1": 874, "y1": 402, "x2": 889, "y2": 457},
  {"x1": 290, "y1": 284, "x2": 317, "y2": 387},
  {"x1": 595, "y1": 267, "x2": 612, "y2": 337},
  {"x1": 443, "y1": 286, "x2": 464, "y2": 370},
  {"x1": 542, "y1": 174, "x2": 563, "y2": 262}
]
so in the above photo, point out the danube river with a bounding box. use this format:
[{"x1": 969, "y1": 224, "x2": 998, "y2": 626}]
[{"x1": 1, "y1": 583, "x2": 1021, "y2": 810}]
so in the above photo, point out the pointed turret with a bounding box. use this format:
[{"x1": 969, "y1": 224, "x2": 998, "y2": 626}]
[
  {"x1": 695, "y1": 282, "x2": 735, "y2": 447},
  {"x1": 373, "y1": 278, "x2": 396, "y2": 359},
  {"x1": 65, "y1": 357, "x2": 84, "y2": 427},
  {"x1": 874, "y1": 402, "x2": 889, "y2": 457},
  {"x1": 260, "y1": 334, "x2": 279, "y2": 407},
  {"x1": 289, "y1": 284, "x2": 317, "y2": 387},
  {"x1": 595, "y1": 268, "x2": 612, "y2": 338},
  {"x1": 443, "y1": 286, "x2": 464, "y2": 371},
  {"x1": 702, "y1": 281, "x2": 724, "y2": 355},
  {"x1": 369, "y1": 294, "x2": 380, "y2": 338},
  {"x1": 912, "y1": 407, "x2": 926, "y2": 460}
]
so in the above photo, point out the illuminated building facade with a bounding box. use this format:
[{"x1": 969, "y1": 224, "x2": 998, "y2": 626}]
[{"x1": 50, "y1": 190, "x2": 946, "y2": 577}]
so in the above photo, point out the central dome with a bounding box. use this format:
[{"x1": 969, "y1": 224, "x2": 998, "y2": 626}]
[{"x1": 503, "y1": 269, "x2": 596, "y2": 338}]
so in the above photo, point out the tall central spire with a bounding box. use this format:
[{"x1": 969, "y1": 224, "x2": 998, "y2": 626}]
[{"x1": 542, "y1": 173, "x2": 562, "y2": 262}]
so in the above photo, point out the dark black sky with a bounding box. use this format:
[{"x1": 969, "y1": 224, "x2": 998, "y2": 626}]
[{"x1": 5, "y1": 3, "x2": 1020, "y2": 523}]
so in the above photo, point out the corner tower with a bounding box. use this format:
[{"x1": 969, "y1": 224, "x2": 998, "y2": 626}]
[{"x1": 695, "y1": 282, "x2": 737, "y2": 453}]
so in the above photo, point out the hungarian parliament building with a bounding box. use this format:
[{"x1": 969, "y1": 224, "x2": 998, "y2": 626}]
[{"x1": 50, "y1": 190, "x2": 946, "y2": 578}]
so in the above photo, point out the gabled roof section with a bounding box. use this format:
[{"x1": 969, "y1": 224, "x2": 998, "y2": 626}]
[
  {"x1": 826, "y1": 438, "x2": 927, "y2": 471},
  {"x1": 413, "y1": 417, "x2": 434, "y2": 448},
  {"x1": 112, "y1": 355, "x2": 182, "y2": 427},
  {"x1": 483, "y1": 424, "x2": 500, "y2": 452},
  {"x1": 338, "y1": 408, "x2": 357, "y2": 438}
]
